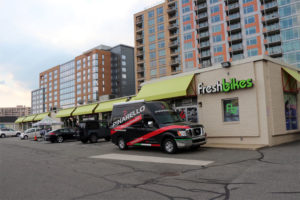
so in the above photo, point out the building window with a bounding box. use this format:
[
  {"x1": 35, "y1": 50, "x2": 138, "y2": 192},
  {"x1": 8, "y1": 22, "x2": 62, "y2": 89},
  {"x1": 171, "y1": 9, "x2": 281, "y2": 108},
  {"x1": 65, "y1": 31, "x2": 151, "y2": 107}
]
[
  {"x1": 244, "y1": 5, "x2": 254, "y2": 14},
  {"x1": 245, "y1": 15, "x2": 255, "y2": 25},
  {"x1": 157, "y1": 16, "x2": 164, "y2": 24},
  {"x1": 122, "y1": 74, "x2": 127, "y2": 79},
  {"x1": 214, "y1": 55, "x2": 224, "y2": 63},
  {"x1": 183, "y1": 24, "x2": 192, "y2": 31},
  {"x1": 211, "y1": 15, "x2": 220, "y2": 23},
  {"x1": 184, "y1": 32, "x2": 192, "y2": 41},
  {"x1": 150, "y1": 52, "x2": 156, "y2": 59},
  {"x1": 183, "y1": 14, "x2": 191, "y2": 22},
  {"x1": 158, "y1": 49, "x2": 166, "y2": 57},
  {"x1": 246, "y1": 26, "x2": 256, "y2": 35},
  {"x1": 157, "y1": 32, "x2": 164, "y2": 40},
  {"x1": 212, "y1": 24, "x2": 221, "y2": 33},
  {"x1": 210, "y1": 0, "x2": 218, "y2": 4},
  {"x1": 184, "y1": 42, "x2": 193, "y2": 50},
  {"x1": 211, "y1": 5, "x2": 219, "y2": 13},
  {"x1": 284, "y1": 93, "x2": 298, "y2": 130},
  {"x1": 248, "y1": 48, "x2": 258, "y2": 57},
  {"x1": 243, "y1": 0, "x2": 253, "y2": 3},
  {"x1": 149, "y1": 35, "x2": 155, "y2": 42},
  {"x1": 150, "y1": 69, "x2": 157, "y2": 77},
  {"x1": 247, "y1": 37, "x2": 257, "y2": 46},
  {"x1": 213, "y1": 34, "x2": 222, "y2": 42},
  {"x1": 157, "y1": 24, "x2": 164, "y2": 32},
  {"x1": 149, "y1": 43, "x2": 156, "y2": 50},
  {"x1": 159, "y1": 58, "x2": 166, "y2": 66},
  {"x1": 184, "y1": 51, "x2": 193, "y2": 59},
  {"x1": 186, "y1": 61, "x2": 194, "y2": 69},
  {"x1": 158, "y1": 41, "x2": 165, "y2": 49},
  {"x1": 182, "y1": 0, "x2": 189, "y2": 4},
  {"x1": 182, "y1": 6, "x2": 190, "y2": 13},
  {"x1": 157, "y1": 7, "x2": 163, "y2": 15},
  {"x1": 149, "y1": 27, "x2": 155, "y2": 34},
  {"x1": 148, "y1": 18, "x2": 155, "y2": 26},
  {"x1": 223, "y1": 98, "x2": 239, "y2": 122},
  {"x1": 148, "y1": 10, "x2": 154, "y2": 18},
  {"x1": 213, "y1": 45, "x2": 223, "y2": 53},
  {"x1": 159, "y1": 67, "x2": 166, "y2": 75}
]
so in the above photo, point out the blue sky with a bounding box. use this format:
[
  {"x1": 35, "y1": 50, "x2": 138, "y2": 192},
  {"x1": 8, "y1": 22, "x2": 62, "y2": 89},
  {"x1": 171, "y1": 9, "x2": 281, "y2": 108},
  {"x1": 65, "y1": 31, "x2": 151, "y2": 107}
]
[{"x1": 0, "y1": 0, "x2": 162, "y2": 107}]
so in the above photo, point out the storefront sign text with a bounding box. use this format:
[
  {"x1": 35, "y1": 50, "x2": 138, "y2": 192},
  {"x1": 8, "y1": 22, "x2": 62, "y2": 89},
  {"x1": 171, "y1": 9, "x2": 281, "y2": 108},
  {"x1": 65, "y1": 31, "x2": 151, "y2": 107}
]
[{"x1": 198, "y1": 78, "x2": 253, "y2": 94}]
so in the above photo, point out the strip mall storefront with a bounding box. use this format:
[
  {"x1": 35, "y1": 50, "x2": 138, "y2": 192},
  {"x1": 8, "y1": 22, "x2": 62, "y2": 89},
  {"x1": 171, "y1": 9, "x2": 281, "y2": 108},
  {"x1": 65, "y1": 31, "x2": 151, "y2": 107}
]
[{"x1": 135, "y1": 56, "x2": 300, "y2": 147}]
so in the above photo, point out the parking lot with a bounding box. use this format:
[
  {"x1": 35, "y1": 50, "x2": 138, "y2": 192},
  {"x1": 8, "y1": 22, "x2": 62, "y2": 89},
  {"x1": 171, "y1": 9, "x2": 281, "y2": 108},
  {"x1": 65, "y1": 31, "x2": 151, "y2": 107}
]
[{"x1": 1, "y1": 137, "x2": 300, "y2": 200}]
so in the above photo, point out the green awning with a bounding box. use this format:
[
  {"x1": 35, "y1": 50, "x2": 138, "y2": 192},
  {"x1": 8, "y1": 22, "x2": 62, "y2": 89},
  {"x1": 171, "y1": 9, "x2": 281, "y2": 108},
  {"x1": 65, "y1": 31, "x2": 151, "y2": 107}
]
[
  {"x1": 134, "y1": 74, "x2": 194, "y2": 101},
  {"x1": 23, "y1": 114, "x2": 38, "y2": 123},
  {"x1": 34, "y1": 112, "x2": 50, "y2": 121},
  {"x1": 15, "y1": 116, "x2": 26, "y2": 124},
  {"x1": 55, "y1": 107, "x2": 76, "y2": 118},
  {"x1": 95, "y1": 98, "x2": 127, "y2": 113},
  {"x1": 283, "y1": 67, "x2": 300, "y2": 82},
  {"x1": 72, "y1": 104, "x2": 98, "y2": 116}
]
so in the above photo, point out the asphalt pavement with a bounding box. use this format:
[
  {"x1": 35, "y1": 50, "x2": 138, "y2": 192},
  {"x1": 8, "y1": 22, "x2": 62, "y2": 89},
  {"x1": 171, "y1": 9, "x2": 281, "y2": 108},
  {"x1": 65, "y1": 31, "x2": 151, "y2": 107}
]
[{"x1": 0, "y1": 137, "x2": 300, "y2": 200}]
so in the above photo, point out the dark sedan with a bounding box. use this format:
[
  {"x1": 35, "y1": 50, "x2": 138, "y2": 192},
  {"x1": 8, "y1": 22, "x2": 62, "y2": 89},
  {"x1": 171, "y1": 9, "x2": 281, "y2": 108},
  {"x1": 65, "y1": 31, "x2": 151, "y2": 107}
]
[{"x1": 44, "y1": 128, "x2": 79, "y2": 143}]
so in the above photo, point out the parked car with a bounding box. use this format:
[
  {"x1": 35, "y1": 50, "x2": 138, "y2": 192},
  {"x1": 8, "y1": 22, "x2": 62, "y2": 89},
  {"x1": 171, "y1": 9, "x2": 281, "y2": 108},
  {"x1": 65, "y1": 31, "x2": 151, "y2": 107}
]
[
  {"x1": 0, "y1": 128, "x2": 21, "y2": 138},
  {"x1": 44, "y1": 128, "x2": 79, "y2": 143},
  {"x1": 20, "y1": 128, "x2": 41, "y2": 140},
  {"x1": 78, "y1": 120, "x2": 110, "y2": 143},
  {"x1": 110, "y1": 100, "x2": 206, "y2": 154}
]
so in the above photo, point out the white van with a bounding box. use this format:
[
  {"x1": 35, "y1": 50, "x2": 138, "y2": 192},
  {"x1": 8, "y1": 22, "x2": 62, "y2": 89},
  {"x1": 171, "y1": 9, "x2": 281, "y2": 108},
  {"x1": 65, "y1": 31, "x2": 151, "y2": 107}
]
[{"x1": 20, "y1": 128, "x2": 41, "y2": 140}]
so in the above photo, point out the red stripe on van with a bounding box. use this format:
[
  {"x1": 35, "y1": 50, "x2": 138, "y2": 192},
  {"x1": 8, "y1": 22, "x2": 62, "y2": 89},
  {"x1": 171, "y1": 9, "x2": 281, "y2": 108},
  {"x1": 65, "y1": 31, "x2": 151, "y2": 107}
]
[
  {"x1": 110, "y1": 115, "x2": 143, "y2": 135},
  {"x1": 127, "y1": 125, "x2": 190, "y2": 146}
]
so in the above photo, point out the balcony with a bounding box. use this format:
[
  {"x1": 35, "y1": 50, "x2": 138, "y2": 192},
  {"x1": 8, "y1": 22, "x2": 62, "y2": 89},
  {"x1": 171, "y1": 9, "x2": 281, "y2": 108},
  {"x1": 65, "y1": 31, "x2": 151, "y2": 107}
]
[
  {"x1": 198, "y1": 41, "x2": 210, "y2": 49},
  {"x1": 261, "y1": 1, "x2": 278, "y2": 13},
  {"x1": 168, "y1": 15, "x2": 177, "y2": 22},
  {"x1": 262, "y1": 13, "x2": 279, "y2": 24},
  {"x1": 230, "y1": 44, "x2": 243, "y2": 53},
  {"x1": 167, "y1": 0, "x2": 176, "y2": 5},
  {"x1": 195, "y1": 0, "x2": 206, "y2": 4},
  {"x1": 136, "y1": 26, "x2": 143, "y2": 33},
  {"x1": 195, "y1": 3, "x2": 207, "y2": 12},
  {"x1": 136, "y1": 50, "x2": 144, "y2": 57},
  {"x1": 170, "y1": 59, "x2": 180, "y2": 66},
  {"x1": 263, "y1": 23, "x2": 280, "y2": 35},
  {"x1": 229, "y1": 33, "x2": 242, "y2": 43},
  {"x1": 200, "y1": 51, "x2": 211, "y2": 58},
  {"x1": 264, "y1": 35, "x2": 281, "y2": 46},
  {"x1": 137, "y1": 73, "x2": 145, "y2": 80},
  {"x1": 227, "y1": 23, "x2": 241, "y2": 33},
  {"x1": 136, "y1": 42, "x2": 144, "y2": 48},
  {"x1": 267, "y1": 47, "x2": 282, "y2": 57},
  {"x1": 196, "y1": 22, "x2": 209, "y2": 31},
  {"x1": 136, "y1": 35, "x2": 143, "y2": 41},
  {"x1": 136, "y1": 18, "x2": 143, "y2": 26},
  {"x1": 195, "y1": 12, "x2": 208, "y2": 22},
  {"x1": 171, "y1": 65, "x2": 181, "y2": 74},
  {"x1": 169, "y1": 41, "x2": 179, "y2": 48},
  {"x1": 170, "y1": 50, "x2": 179, "y2": 57},
  {"x1": 226, "y1": 2, "x2": 240, "y2": 13},
  {"x1": 168, "y1": 23, "x2": 179, "y2": 30},
  {"x1": 225, "y1": 0, "x2": 239, "y2": 4},
  {"x1": 197, "y1": 31, "x2": 209, "y2": 40},
  {"x1": 136, "y1": 58, "x2": 144, "y2": 64},
  {"x1": 167, "y1": 6, "x2": 177, "y2": 14},
  {"x1": 227, "y1": 13, "x2": 240, "y2": 23},
  {"x1": 200, "y1": 60, "x2": 212, "y2": 68},
  {"x1": 169, "y1": 31, "x2": 179, "y2": 39},
  {"x1": 232, "y1": 53, "x2": 244, "y2": 61}
]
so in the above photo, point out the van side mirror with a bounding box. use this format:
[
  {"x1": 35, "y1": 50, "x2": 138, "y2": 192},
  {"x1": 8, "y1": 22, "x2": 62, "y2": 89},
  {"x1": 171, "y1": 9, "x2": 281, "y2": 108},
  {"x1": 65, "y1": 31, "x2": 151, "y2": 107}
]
[{"x1": 148, "y1": 121, "x2": 154, "y2": 128}]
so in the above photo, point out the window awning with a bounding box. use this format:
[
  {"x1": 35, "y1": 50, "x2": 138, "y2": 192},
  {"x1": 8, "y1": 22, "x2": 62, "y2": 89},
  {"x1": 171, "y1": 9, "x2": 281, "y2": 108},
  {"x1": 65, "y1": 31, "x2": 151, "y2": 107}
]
[
  {"x1": 72, "y1": 104, "x2": 98, "y2": 116},
  {"x1": 134, "y1": 74, "x2": 195, "y2": 101},
  {"x1": 95, "y1": 98, "x2": 127, "y2": 113},
  {"x1": 23, "y1": 114, "x2": 38, "y2": 123},
  {"x1": 34, "y1": 112, "x2": 50, "y2": 121},
  {"x1": 55, "y1": 107, "x2": 76, "y2": 118},
  {"x1": 282, "y1": 67, "x2": 300, "y2": 82},
  {"x1": 15, "y1": 116, "x2": 26, "y2": 124}
]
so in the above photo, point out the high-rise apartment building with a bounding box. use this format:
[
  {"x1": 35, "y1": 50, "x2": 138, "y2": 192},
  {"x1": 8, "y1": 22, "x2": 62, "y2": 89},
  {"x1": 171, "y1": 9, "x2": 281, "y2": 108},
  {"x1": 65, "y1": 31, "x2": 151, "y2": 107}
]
[
  {"x1": 134, "y1": 0, "x2": 300, "y2": 90},
  {"x1": 0, "y1": 106, "x2": 31, "y2": 117},
  {"x1": 32, "y1": 44, "x2": 135, "y2": 113}
]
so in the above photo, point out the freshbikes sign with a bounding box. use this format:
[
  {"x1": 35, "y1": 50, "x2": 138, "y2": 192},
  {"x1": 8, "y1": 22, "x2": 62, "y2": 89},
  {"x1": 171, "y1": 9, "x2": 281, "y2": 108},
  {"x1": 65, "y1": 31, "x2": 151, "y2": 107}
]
[{"x1": 198, "y1": 78, "x2": 254, "y2": 95}]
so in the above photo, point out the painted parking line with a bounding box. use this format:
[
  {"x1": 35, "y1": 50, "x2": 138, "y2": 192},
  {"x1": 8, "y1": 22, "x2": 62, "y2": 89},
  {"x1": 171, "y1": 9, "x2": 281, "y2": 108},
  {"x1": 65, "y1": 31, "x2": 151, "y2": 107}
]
[{"x1": 90, "y1": 153, "x2": 214, "y2": 166}]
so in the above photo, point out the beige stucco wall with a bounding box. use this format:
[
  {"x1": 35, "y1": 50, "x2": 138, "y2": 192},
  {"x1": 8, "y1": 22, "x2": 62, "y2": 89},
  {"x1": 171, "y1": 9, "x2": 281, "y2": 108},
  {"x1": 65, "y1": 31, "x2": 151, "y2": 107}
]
[{"x1": 195, "y1": 58, "x2": 300, "y2": 146}]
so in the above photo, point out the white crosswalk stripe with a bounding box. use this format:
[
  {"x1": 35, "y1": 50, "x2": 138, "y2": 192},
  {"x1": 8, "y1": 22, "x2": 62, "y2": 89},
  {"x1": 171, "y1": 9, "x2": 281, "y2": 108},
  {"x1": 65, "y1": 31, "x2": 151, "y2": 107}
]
[{"x1": 90, "y1": 153, "x2": 213, "y2": 166}]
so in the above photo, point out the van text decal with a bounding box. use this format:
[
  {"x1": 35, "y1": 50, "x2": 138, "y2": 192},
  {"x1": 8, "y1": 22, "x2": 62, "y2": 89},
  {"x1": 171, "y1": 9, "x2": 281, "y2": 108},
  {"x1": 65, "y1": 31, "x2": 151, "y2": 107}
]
[
  {"x1": 112, "y1": 105, "x2": 145, "y2": 128},
  {"x1": 111, "y1": 115, "x2": 142, "y2": 135}
]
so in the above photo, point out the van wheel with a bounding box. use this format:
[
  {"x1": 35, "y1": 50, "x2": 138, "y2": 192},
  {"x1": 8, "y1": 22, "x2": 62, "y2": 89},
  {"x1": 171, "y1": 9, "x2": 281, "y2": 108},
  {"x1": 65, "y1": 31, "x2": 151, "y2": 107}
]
[
  {"x1": 1, "y1": 134, "x2": 5, "y2": 138},
  {"x1": 118, "y1": 137, "x2": 128, "y2": 150},
  {"x1": 89, "y1": 134, "x2": 97, "y2": 143},
  {"x1": 104, "y1": 136, "x2": 110, "y2": 141},
  {"x1": 162, "y1": 138, "x2": 177, "y2": 154}
]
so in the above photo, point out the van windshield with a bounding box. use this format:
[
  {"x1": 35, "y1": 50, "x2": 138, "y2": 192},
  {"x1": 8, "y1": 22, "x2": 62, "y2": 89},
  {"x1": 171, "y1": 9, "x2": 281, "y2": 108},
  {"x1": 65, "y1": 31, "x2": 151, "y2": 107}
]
[{"x1": 148, "y1": 102, "x2": 184, "y2": 124}]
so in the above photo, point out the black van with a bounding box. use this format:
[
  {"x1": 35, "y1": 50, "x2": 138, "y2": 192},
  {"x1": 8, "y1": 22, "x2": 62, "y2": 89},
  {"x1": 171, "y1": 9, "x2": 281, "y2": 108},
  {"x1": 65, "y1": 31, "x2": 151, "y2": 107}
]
[{"x1": 110, "y1": 100, "x2": 206, "y2": 153}]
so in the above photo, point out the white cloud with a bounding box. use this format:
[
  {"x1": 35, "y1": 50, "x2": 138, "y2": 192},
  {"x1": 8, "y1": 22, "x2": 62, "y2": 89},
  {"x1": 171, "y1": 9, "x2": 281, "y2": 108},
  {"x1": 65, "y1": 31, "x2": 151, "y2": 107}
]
[{"x1": 0, "y1": 65, "x2": 31, "y2": 107}]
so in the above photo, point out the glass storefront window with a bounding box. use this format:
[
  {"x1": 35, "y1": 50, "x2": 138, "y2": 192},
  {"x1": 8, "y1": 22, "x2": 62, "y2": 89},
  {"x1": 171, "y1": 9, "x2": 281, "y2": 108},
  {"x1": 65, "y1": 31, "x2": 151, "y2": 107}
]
[
  {"x1": 284, "y1": 93, "x2": 298, "y2": 130},
  {"x1": 223, "y1": 98, "x2": 239, "y2": 122}
]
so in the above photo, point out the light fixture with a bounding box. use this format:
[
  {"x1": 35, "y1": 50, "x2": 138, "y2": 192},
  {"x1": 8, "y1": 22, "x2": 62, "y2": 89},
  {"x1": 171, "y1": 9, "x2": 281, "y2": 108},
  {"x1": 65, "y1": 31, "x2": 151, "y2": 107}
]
[{"x1": 221, "y1": 61, "x2": 231, "y2": 68}]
